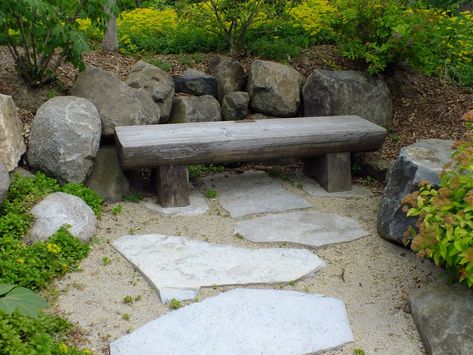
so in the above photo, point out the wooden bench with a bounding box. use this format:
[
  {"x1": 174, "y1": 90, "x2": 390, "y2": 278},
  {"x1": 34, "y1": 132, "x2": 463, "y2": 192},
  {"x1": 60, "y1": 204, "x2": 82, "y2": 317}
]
[{"x1": 115, "y1": 116, "x2": 387, "y2": 207}]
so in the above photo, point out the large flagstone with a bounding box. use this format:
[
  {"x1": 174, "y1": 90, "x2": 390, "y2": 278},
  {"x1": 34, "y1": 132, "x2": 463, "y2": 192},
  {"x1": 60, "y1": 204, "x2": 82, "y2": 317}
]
[
  {"x1": 235, "y1": 210, "x2": 369, "y2": 247},
  {"x1": 203, "y1": 170, "x2": 311, "y2": 218},
  {"x1": 110, "y1": 288, "x2": 354, "y2": 355},
  {"x1": 112, "y1": 234, "x2": 325, "y2": 302}
]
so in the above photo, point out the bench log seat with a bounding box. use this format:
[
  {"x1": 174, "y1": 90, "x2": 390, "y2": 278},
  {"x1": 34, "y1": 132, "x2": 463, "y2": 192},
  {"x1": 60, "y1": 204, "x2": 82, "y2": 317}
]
[{"x1": 115, "y1": 116, "x2": 387, "y2": 207}]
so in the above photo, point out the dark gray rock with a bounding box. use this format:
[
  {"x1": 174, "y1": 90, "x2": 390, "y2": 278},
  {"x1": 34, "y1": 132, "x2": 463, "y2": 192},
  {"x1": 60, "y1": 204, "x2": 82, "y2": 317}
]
[
  {"x1": 222, "y1": 91, "x2": 250, "y2": 120},
  {"x1": 86, "y1": 146, "x2": 130, "y2": 202},
  {"x1": 174, "y1": 69, "x2": 217, "y2": 97},
  {"x1": 27, "y1": 96, "x2": 101, "y2": 183},
  {"x1": 71, "y1": 67, "x2": 160, "y2": 136},
  {"x1": 169, "y1": 95, "x2": 222, "y2": 123},
  {"x1": 208, "y1": 56, "x2": 246, "y2": 101},
  {"x1": 353, "y1": 154, "x2": 390, "y2": 181},
  {"x1": 303, "y1": 70, "x2": 393, "y2": 128},
  {"x1": 409, "y1": 281, "x2": 473, "y2": 355},
  {"x1": 377, "y1": 139, "x2": 454, "y2": 245},
  {"x1": 28, "y1": 192, "x2": 97, "y2": 243},
  {"x1": 126, "y1": 60, "x2": 175, "y2": 122},
  {"x1": 0, "y1": 162, "x2": 9, "y2": 203},
  {"x1": 248, "y1": 60, "x2": 304, "y2": 117}
]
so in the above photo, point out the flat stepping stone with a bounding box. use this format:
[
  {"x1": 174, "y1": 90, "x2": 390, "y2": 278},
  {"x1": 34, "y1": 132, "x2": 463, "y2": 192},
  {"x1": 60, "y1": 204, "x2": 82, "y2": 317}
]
[
  {"x1": 110, "y1": 288, "x2": 354, "y2": 355},
  {"x1": 302, "y1": 178, "x2": 372, "y2": 198},
  {"x1": 145, "y1": 189, "x2": 208, "y2": 216},
  {"x1": 112, "y1": 234, "x2": 325, "y2": 303},
  {"x1": 203, "y1": 170, "x2": 310, "y2": 218},
  {"x1": 235, "y1": 210, "x2": 369, "y2": 247}
]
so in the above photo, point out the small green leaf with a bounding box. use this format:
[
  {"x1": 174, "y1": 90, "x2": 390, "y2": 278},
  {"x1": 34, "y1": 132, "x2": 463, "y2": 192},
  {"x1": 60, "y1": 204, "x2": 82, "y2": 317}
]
[
  {"x1": 0, "y1": 283, "x2": 15, "y2": 296},
  {"x1": 0, "y1": 286, "x2": 49, "y2": 318}
]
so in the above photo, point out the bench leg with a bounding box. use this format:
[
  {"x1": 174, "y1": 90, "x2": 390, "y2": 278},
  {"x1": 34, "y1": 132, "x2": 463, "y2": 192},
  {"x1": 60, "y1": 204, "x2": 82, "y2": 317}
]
[
  {"x1": 303, "y1": 153, "x2": 352, "y2": 192},
  {"x1": 152, "y1": 165, "x2": 190, "y2": 207}
]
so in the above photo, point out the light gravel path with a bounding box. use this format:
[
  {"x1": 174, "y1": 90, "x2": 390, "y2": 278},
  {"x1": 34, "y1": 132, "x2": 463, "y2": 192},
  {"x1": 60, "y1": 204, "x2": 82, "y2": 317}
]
[{"x1": 53, "y1": 172, "x2": 438, "y2": 354}]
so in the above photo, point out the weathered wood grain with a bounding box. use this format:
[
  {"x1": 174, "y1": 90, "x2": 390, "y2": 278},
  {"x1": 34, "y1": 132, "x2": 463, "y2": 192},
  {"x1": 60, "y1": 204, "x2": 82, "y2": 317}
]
[
  {"x1": 304, "y1": 153, "x2": 352, "y2": 192},
  {"x1": 152, "y1": 165, "x2": 189, "y2": 207},
  {"x1": 115, "y1": 116, "x2": 387, "y2": 169}
]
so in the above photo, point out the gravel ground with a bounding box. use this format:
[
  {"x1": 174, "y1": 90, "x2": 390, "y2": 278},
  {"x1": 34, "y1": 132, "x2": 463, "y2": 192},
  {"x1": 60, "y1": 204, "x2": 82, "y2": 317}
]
[{"x1": 52, "y1": 175, "x2": 438, "y2": 355}]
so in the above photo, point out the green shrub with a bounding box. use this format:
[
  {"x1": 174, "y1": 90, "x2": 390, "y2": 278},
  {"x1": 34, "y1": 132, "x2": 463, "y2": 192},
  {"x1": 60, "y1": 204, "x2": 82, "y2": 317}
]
[
  {"x1": 61, "y1": 182, "x2": 103, "y2": 217},
  {"x1": 0, "y1": 226, "x2": 90, "y2": 291},
  {"x1": 0, "y1": 0, "x2": 111, "y2": 86},
  {"x1": 0, "y1": 311, "x2": 90, "y2": 354},
  {"x1": 403, "y1": 112, "x2": 473, "y2": 286}
]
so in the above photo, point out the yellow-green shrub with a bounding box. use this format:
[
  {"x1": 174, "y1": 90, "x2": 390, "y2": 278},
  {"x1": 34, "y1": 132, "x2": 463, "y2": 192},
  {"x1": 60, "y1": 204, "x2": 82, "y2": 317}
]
[{"x1": 291, "y1": 0, "x2": 336, "y2": 42}]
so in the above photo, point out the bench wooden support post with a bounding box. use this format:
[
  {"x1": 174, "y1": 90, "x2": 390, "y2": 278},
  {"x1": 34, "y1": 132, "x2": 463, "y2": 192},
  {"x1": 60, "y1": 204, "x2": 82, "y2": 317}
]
[
  {"x1": 303, "y1": 152, "x2": 352, "y2": 192},
  {"x1": 152, "y1": 165, "x2": 190, "y2": 207}
]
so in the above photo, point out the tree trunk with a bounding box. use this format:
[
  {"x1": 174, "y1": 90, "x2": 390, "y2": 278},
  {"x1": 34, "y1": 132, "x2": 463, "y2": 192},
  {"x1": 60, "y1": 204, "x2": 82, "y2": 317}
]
[{"x1": 102, "y1": 0, "x2": 118, "y2": 52}]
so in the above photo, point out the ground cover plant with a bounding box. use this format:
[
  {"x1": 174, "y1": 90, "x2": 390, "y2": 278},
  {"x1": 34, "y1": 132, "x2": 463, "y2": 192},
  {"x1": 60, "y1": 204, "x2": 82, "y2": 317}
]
[
  {"x1": 0, "y1": 172, "x2": 103, "y2": 353},
  {"x1": 403, "y1": 112, "x2": 473, "y2": 286}
]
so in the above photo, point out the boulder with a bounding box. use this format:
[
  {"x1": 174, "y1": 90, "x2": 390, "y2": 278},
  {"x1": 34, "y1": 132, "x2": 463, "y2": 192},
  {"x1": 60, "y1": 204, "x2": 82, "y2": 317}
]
[
  {"x1": 248, "y1": 60, "x2": 304, "y2": 117},
  {"x1": 208, "y1": 55, "x2": 247, "y2": 101},
  {"x1": 0, "y1": 163, "x2": 9, "y2": 203},
  {"x1": 169, "y1": 95, "x2": 222, "y2": 123},
  {"x1": 174, "y1": 69, "x2": 217, "y2": 97},
  {"x1": 222, "y1": 91, "x2": 250, "y2": 120},
  {"x1": 28, "y1": 192, "x2": 97, "y2": 243},
  {"x1": 409, "y1": 281, "x2": 473, "y2": 355},
  {"x1": 71, "y1": 67, "x2": 160, "y2": 136},
  {"x1": 86, "y1": 146, "x2": 130, "y2": 202},
  {"x1": 27, "y1": 96, "x2": 101, "y2": 183},
  {"x1": 126, "y1": 60, "x2": 174, "y2": 122},
  {"x1": 377, "y1": 139, "x2": 454, "y2": 245},
  {"x1": 303, "y1": 70, "x2": 393, "y2": 128},
  {"x1": 0, "y1": 94, "x2": 26, "y2": 171}
]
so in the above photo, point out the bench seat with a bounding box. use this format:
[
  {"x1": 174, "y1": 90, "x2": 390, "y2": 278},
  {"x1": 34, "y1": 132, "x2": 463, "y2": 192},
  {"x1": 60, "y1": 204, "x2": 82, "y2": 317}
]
[{"x1": 115, "y1": 116, "x2": 387, "y2": 207}]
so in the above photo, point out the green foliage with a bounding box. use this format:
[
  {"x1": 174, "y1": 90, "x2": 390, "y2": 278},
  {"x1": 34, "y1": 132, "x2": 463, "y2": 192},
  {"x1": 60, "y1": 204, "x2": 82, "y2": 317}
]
[
  {"x1": 0, "y1": 0, "x2": 112, "y2": 86},
  {"x1": 0, "y1": 284, "x2": 49, "y2": 319},
  {"x1": 146, "y1": 58, "x2": 172, "y2": 72},
  {"x1": 331, "y1": 0, "x2": 473, "y2": 86},
  {"x1": 61, "y1": 182, "x2": 104, "y2": 217},
  {"x1": 169, "y1": 298, "x2": 181, "y2": 309},
  {"x1": 0, "y1": 311, "x2": 89, "y2": 354},
  {"x1": 403, "y1": 114, "x2": 473, "y2": 286},
  {"x1": 188, "y1": 164, "x2": 225, "y2": 180},
  {"x1": 123, "y1": 193, "x2": 145, "y2": 202},
  {"x1": 205, "y1": 189, "x2": 218, "y2": 198},
  {"x1": 102, "y1": 256, "x2": 112, "y2": 265},
  {"x1": 0, "y1": 225, "x2": 90, "y2": 291},
  {"x1": 178, "y1": 0, "x2": 302, "y2": 54},
  {"x1": 112, "y1": 204, "x2": 123, "y2": 215},
  {"x1": 123, "y1": 295, "x2": 134, "y2": 304}
]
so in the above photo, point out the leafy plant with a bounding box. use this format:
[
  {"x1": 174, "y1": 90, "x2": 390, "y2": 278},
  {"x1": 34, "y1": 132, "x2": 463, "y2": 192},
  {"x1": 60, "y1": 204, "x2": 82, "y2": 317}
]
[
  {"x1": 188, "y1": 164, "x2": 225, "y2": 180},
  {"x1": 102, "y1": 256, "x2": 112, "y2": 266},
  {"x1": 0, "y1": 284, "x2": 49, "y2": 318},
  {"x1": 112, "y1": 204, "x2": 123, "y2": 215},
  {"x1": 123, "y1": 295, "x2": 134, "y2": 304},
  {"x1": 0, "y1": 311, "x2": 88, "y2": 354},
  {"x1": 169, "y1": 298, "x2": 181, "y2": 309},
  {"x1": 178, "y1": 0, "x2": 302, "y2": 54},
  {"x1": 0, "y1": 0, "x2": 112, "y2": 86},
  {"x1": 205, "y1": 189, "x2": 218, "y2": 198},
  {"x1": 403, "y1": 112, "x2": 473, "y2": 286},
  {"x1": 61, "y1": 182, "x2": 104, "y2": 217}
]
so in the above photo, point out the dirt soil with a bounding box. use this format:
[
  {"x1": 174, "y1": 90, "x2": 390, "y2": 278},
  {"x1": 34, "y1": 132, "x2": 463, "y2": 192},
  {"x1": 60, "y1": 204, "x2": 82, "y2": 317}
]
[{"x1": 0, "y1": 46, "x2": 471, "y2": 354}]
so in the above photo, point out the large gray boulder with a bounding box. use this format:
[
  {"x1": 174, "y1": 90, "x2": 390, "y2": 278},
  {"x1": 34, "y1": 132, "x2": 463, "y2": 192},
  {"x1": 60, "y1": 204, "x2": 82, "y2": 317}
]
[
  {"x1": 71, "y1": 67, "x2": 160, "y2": 136},
  {"x1": 209, "y1": 56, "x2": 247, "y2": 101},
  {"x1": 409, "y1": 281, "x2": 473, "y2": 355},
  {"x1": 174, "y1": 69, "x2": 217, "y2": 97},
  {"x1": 248, "y1": 60, "x2": 304, "y2": 117},
  {"x1": 169, "y1": 95, "x2": 222, "y2": 123},
  {"x1": 0, "y1": 94, "x2": 26, "y2": 171},
  {"x1": 0, "y1": 163, "x2": 9, "y2": 203},
  {"x1": 378, "y1": 139, "x2": 454, "y2": 245},
  {"x1": 27, "y1": 96, "x2": 101, "y2": 183},
  {"x1": 303, "y1": 70, "x2": 393, "y2": 128},
  {"x1": 28, "y1": 192, "x2": 97, "y2": 243},
  {"x1": 126, "y1": 61, "x2": 174, "y2": 122},
  {"x1": 222, "y1": 91, "x2": 250, "y2": 121},
  {"x1": 86, "y1": 146, "x2": 130, "y2": 203}
]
